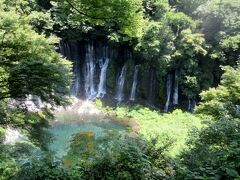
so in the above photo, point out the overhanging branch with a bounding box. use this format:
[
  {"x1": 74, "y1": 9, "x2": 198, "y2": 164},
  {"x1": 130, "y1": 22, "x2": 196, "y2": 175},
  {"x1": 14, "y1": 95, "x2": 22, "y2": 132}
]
[{"x1": 65, "y1": 0, "x2": 115, "y2": 20}]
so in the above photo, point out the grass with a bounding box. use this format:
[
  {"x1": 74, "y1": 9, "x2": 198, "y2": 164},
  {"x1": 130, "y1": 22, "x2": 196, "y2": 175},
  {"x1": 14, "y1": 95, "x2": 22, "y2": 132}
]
[{"x1": 102, "y1": 104, "x2": 206, "y2": 157}]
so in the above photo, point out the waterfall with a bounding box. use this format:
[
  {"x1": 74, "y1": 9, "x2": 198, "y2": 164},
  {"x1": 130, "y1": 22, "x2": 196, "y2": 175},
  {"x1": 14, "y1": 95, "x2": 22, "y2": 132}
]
[
  {"x1": 59, "y1": 41, "x2": 71, "y2": 60},
  {"x1": 59, "y1": 42, "x2": 81, "y2": 97},
  {"x1": 115, "y1": 65, "x2": 127, "y2": 103},
  {"x1": 173, "y1": 70, "x2": 179, "y2": 105},
  {"x1": 71, "y1": 43, "x2": 81, "y2": 97},
  {"x1": 188, "y1": 99, "x2": 191, "y2": 111},
  {"x1": 59, "y1": 42, "x2": 65, "y2": 55},
  {"x1": 130, "y1": 65, "x2": 139, "y2": 101},
  {"x1": 188, "y1": 99, "x2": 196, "y2": 112},
  {"x1": 97, "y1": 47, "x2": 109, "y2": 98},
  {"x1": 164, "y1": 74, "x2": 172, "y2": 112},
  {"x1": 236, "y1": 105, "x2": 240, "y2": 114},
  {"x1": 84, "y1": 44, "x2": 96, "y2": 100}
]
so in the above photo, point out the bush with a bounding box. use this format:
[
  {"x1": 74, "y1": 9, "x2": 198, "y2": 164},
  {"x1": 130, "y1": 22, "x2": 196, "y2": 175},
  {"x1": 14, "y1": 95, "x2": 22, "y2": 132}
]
[
  {"x1": 11, "y1": 136, "x2": 176, "y2": 180},
  {"x1": 68, "y1": 136, "x2": 176, "y2": 180},
  {"x1": 0, "y1": 127, "x2": 5, "y2": 143},
  {"x1": 177, "y1": 64, "x2": 240, "y2": 179},
  {"x1": 0, "y1": 145, "x2": 19, "y2": 180},
  {"x1": 105, "y1": 105, "x2": 205, "y2": 156},
  {"x1": 177, "y1": 117, "x2": 240, "y2": 179}
]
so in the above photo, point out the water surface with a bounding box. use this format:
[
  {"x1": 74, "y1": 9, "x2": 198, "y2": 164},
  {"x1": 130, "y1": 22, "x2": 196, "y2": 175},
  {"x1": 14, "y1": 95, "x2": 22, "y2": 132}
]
[{"x1": 48, "y1": 118, "x2": 127, "y2": 158}]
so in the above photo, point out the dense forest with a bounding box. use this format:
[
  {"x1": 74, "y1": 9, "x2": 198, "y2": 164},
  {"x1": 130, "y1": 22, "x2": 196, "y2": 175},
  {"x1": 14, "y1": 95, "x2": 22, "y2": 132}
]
[{"x1": 0, "y1": 0, "x2": 239, "y2": 179}]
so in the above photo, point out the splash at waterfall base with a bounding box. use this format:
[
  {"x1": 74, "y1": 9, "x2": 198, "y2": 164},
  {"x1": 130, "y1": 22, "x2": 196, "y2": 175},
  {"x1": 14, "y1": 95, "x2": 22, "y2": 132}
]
[
  {"x1": 49, "y1": 98, "x2": 140, "y2": 161},
  {"x1": 53, "y1": 98, "x2": 139, "y2": 133}
]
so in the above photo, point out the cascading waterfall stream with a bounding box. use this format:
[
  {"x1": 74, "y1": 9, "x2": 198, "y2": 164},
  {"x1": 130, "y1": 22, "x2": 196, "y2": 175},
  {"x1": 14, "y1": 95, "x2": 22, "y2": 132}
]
[
  {"x1": 173, "y1": 70, "x2": 179, "y2": 105},
  {"x1": 188, "y1": 99, "x2": 196, "y2": 112},
  {"x1": 59, "y1": 41, "x2": 71, "y2": 60},
  {"x1": 71, "y1": 43, "x2": 81, "y2": 97},
  {"x1": 59, "y1": 42, "x2": 81, "y2": 97},
  {"x1": 115, "y1": 65, "x2": 127, "y2": 103},
  {"x1": 59, "y1": 42, "x2": 65, "y2": 56},
  {"x1": 84, "y1": 44, "x2": 97, "y2": 100},
  {"x1": 164, "y1": 74, "x2": 172, "y2": 112},
  {"x1": 130, "y1": 65, "x2": 139, "y2": 101},
  {"x1": 97, "y1": 48, "x2": 109, "y2": 98}
]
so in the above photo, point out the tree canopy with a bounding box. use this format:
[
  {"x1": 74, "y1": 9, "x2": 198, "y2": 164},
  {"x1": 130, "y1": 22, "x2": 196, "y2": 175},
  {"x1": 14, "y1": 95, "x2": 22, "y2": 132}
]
[
  {"x1": 0, "y1": 0, "x2": 72, "y2": 106},
  {"x1": 51, "y1": 0, "x2": 146, "y2": 40}
]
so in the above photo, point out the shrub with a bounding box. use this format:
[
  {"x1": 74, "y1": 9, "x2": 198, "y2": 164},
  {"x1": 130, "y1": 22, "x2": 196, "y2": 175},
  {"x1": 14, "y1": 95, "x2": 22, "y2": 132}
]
[
  {"x1": 68, "y1": 136, "x2": 176, "y2": 180},
  {"x1": 177, "y1": 117, "x2": 240, "y2": 179},
  {"x1": 12, "y1": 136, "x2": 176, "y2": 180},
  {"x1": 14, "y1": 154, "x2": 69, "y2": 180},
  {"x1": 106, "y1": 105, "x2": 204, "y2": 156}
]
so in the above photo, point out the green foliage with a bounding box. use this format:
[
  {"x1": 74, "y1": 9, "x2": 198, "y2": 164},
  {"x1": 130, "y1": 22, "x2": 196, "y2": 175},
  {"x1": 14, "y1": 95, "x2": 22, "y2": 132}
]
[
  {"x1": 166, "y1": 11, "x2": 195, "y2": 33},
  {"x1": 0, "y1": 127, "x2": 5, "y2": 142},
  {"x1": 136, "y1": 21, "x2": 175, "y2": 69},
  {"x1": 221, "y1": 34, "x2": 240, "y2": 51},
  {"x1": 51, "y1": 0, "x2": 146, "y2": 40},
  {"x1": 138, "y1": 0, "x2": 239, "y2": 104},
  {"x1": 177, "y1": 63, "x2": 240, "y2": 179},
  {"x1": 143, "y1": 0, "x2": 170, "y2": 20},
  {"x1": 169, "y1": 0, "x2": 208, "y2": 16},
  {"x1": 0, "y1": 0, "x2": 72, "y2": 164},
  {"x1": 73, "y1": 137, "x2": 153, "y2": 180},
  {"x1": 196, "y1": 0, "x2": 240, "y2": 69},
  {"x1": 95, "y1": 98, "x2": 103, "y2": 109},
  {"x1": 135, "y1": 1, "x2": 208, "y2": 101},
  {"x1": 196, "y1": 64, "x2": 240, "y2": 119},
  {"x1": 0, "y1": 0, "x2": 239, "y2": 179},
  {"x1": 0, "y1": 159, "x2": 19, "y2": 180},
  {"x1": 104, "y1": 105, "x2": 204, "y2": 156},
  {"x1": 175, "y1": 29, "x2": 207, "y2": 57},
  {"x1": 173, "y1": 29, "x2": 208, "y2": 99},
  {"x1": 219, "y1": 34, "x2": 240, "y2": 66},
  {"x1": 196, "y1": 0, "x2": 240, "y2": 41},
  {"x1": 2, "y1": 136, "x2": 175, "y2": 180},
  {"x1": 82, "y1": 136, "x2": 175, "y2": 179},
  {"x1": 0, "y1": 100, "x2": 52, "y2": 148},
  {"x1": 65, "y1": 134, "x2": 176, "y2": 179},
  {"x1": 0, "y1": 139, "x2": 39, "y2": 180},
  {"x1": 15, "y1": 155, "x2": 69, "y2": 180},
  {"x1": 1, "y1": 0, "x2": 54, "y2": 34},
  {"x1": 178, "y1": 117, "x2": 240, "y2": 179},
  {"x1": 0, "y1": 4, "x2": 72, "y2": 106}
]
